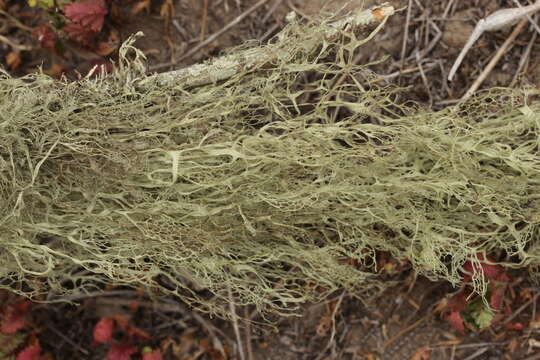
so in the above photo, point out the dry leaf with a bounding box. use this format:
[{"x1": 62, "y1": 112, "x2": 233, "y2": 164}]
[
  {"x1": 94, "y1": 41, "x2": 117, "y2": 56},
  {"x1": 130, "y1": 0, "x2": 151, "y2": 16},
  {"x1": 160, "y1": 0, "x2": 175, "y2": 19},
  {"x1": 44, "y1": 63, "x2": 65, "y2": 78},
  {"x1": 5, "y1": 51, "x2": 21, "y2": 70},
  {"x1": 410, "y1": 347, "x2": 430, "y2": 360},
  {"x1": 529, "y1": 338, "x2": 540, "y2": 348}
]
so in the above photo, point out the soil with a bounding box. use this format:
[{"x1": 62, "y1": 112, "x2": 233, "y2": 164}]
[{"x1": 2, "y1": 0, "x2": 540, "y2": 359}]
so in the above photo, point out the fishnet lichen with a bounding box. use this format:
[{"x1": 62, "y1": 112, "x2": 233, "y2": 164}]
[{"x1": 1, "y1": 5, "x2": 540, "y2": 318}]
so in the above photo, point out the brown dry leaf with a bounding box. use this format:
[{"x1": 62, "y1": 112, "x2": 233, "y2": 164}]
[
  {"x1": 410, "y1": 347, "x2": 430, "y2": 360},
  {"x1": 530, "y1": 314, "x2": 540, "y2": 329},
  {"x1": 143, "y1": 48, "x2": 161, "y2": 56},
  {"x1": 160, "y1": 0, "x2": 175, "y2": 19},
  {"x1": 94, "y1": 41, "x2": 117, "y2": 56},
  {"x1": 130, "y1": 0, "x2": 151, "y2": 16},
  {"x1": 364, "y1": 354, "x2": 379, "y2": 360},
  {"x1": 5, "y1": 51, "x2": 21, "y2": 70},
  {"x1": 161, "y1": 333, "x2": 199, "y2": 359},
  {"x1": 506, "y1": 338, "x2": 520, "y2": 353},
  {"x1": 44, "y1": 63, "x2": 65, "y2": 78},
  {"x1": 529, "y1": 338, "x2": 540, "y2": 348}
]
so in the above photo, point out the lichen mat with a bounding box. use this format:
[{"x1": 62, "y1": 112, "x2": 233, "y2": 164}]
[{"x1": 1, "y1": 4, "x2": 539, "y2": 320}]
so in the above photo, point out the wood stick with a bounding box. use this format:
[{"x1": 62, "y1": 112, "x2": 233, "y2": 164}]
[{"x1": 139, "y1": 4, "x2": 395, "y2": 90}]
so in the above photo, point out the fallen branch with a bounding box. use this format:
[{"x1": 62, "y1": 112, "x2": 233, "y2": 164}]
[{"x1": 138, "y1": 3, "x2": 395, "y2": 90}]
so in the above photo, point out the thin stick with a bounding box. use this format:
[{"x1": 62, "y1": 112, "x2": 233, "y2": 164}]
[
  {"x1": 228, "y1": 284, "x2": 246, "y2": 360},
  {"x1": 143, "y1": 4, "x2": 396, "y2": 88},
  {"x1": 502, "y1": 291, "x2": 540, "y2": 324},
  {"x1": 513, "y1": 0, "x2": 540, "y2": 35},
  {"x1": 244, "y1": 307, "x2": 254, "y2": 360},
  {"x1": 400, "y1": 0, "x2": 413, "y2": 70},
  {"x1": 200, "y1": 0, "x2": 209, "y2": 42},
  {"x1": 261, "y1": 0, "x2": 285, "y2": 24},
  {"x1": 463, "y1": 347, "x2": 488, "y2": 360},
  {"x1": 0, "y1": 34, "x2": 32, "y2": 51},
  {"x1": 153, "y1": 0, "x2": 271, "y2": 71},
  {"x1": 47, "y1": 324, "x2": 90, "y2": 355},
  {"x1": 462, "y1": 18, "x2": 527, "y2": 99},
  {"x1": 510, "y1": 25, "x2": 537, "y2": 87},
  {"x1": 449, "y1": 1, "x2": 540, "y2": 81}
]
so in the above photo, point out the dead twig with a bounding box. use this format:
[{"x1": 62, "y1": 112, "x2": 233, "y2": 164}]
[
  {"x1": 463, "y1": 347, "x2": 488, "y2": 360},
  {"x1": 314, "y1": 291, "x2": 346, "y2": 360},
  {"x1": 513, "y1": 0, "x2": 540, "y2": 35},
  {"x1": 400, "y1": 0, "x2": 413, "y2": 70},
  {"x1": 152, "y1": 0, "x2": 271, "y2": 71},
  {"x1": 462, "y1": 18, "x2": 527, "y2": 99},
  {"x1": 0, "y1": 34, "x2": 32, "y2": 51},
  {"x1": 47, "y1": 324, "x2": 90, "y2": 355},
  {"x1": 144, "y1": 5, "x2": 396, "y2": 88},
  {"x1": 261, "y1": 0, "x2": 285, "y2": 24},
  {"x1": 200, "y1": 0, "x2": 209, "y2": 42},
  {"x1": 244, "y1": 307, "x2": 254, "y2": 360},
  {"x1": 228, "y1": 284, "x2": 246, "y2": 360},
  {"x1": 502, "y1": 291, "x2": 540, "y2": 325},
  {"x1": 448, "y1": 1, "x2": 540, "y2": 81},
  {"x1": 510, "y1": 19, "x2": 537, "y2": 87}
]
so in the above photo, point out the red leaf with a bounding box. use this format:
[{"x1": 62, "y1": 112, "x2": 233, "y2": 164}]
[
  {"x1": 489, "y1": 284, "x2": 507, "y2": 312},
  {"x1": 446, "y1": 311, "x2": 466, "y2": 333},
  {"x1": 142, "y1": 347, "x2": 163, "y2": 360},
  {"x1": 446, "y1": 291, "x2": 468, "y2": 312},
  {"x1": 113, "y1": 316, "x2": 150, "y2": 341},
  {"x1": 127, "y1": 326, "x2": 150, "y2": 341},
  {"x1": 106, "y1": 345, "x2": 137, "y2": 360},
  {"x1": 463, "y1": 253, "x2": 504, "y2": 282},
  {"x1": 64, "y1": 22, "x2": 96, "y2": 45},
  {"x1": 64, "y1": 0, "x2": 108, "y2": 32},
  {"x1": 16, "y1": 342, "x2": 41, "y2": 360},
  {"x1": 32, "y1": 24, "x2": 56, "y2": 49},
  {"x1": 93, "y1": 317, "x2": 115, "y2": 344},
  {"x1": 504, "y1": 322, "x2": 524, "y2": 331},
  {"x1": 1, "y1": 301, "x2": 31, "y2": 334}
]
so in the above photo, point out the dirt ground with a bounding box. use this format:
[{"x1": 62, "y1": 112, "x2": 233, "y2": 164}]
[{"x1": 2, "y1": 0, "x2": 540, "y2": 359}]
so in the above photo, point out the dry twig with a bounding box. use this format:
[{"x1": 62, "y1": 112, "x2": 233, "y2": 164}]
[
  {"x1": 462, "y1": 18, "x2": 527, "y2": 99},
  {"x1": 152, "y1": 0, "x2": 271, "y2": 71},
  {"x1": 448, "y1": 1, "x2": 540, "y2": 81}
]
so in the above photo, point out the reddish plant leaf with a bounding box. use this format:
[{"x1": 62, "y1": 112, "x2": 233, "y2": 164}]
[
  {"x1": 463, "y1": 253, "x2": 503, "y2": 282},
  {"x1": 94, "y1": 41, "x2": 117, "y2": 56},
  {"x1": 504, "y1": 322, "x2": 524, "y2": 330},
  {"x1": 489, "y1": 284, "x2": 507, "y2": 312},
  {"x1": 5, "y1": 51, "x2": 21, "y2": 70},
  {"x1": 93, "y1": 317, "x2": 115, "y2": 344},
  {"x1": 446, "y1": 290, "x2": 468, "y2": 312},
  {"x1": 106, "y1": 345, "x2": 138, "y2": 360},
  {"x1": 127, "y1": 326, "x2": 150, "y2": 341},
  {"x1": 32, "y1": 24, "x2": 56, "y2": 49},
  {"x1": 446, "y1": 311, "x2": 466, "y2": 333},
  {"x1": 63, "y1": 22, "x2": 96, "y2": 46},
  {"x1": 142, "y1": 347, "x2": 163, "y2": 360},
  {"x1": 112, "y1": 316, "x2": 150, "y2": 341},
  {"x1": 1, "y1": 301, "x2": 31, "y2": 335},
  {"x1": 64, "y1": 0, "x2": 108, "y2": 32},
  {"x1": 16, "y1": 342, "x2": 41, "y2": 360}
]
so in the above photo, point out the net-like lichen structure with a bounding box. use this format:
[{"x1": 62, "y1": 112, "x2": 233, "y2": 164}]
[{"x1": 1, "y1": 4, "x2": 539, "y2": 318}]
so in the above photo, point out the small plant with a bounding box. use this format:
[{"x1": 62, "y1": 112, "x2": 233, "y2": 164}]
[
  {"x1": 92, "y1": 316, "x2": 162, "y2": 360},
  {"x1": 441, "y1": 253, "x2": 517, "y2": 332},
  {"x1": 0, "y1": 299, "x2": 43, "y2": 360}
]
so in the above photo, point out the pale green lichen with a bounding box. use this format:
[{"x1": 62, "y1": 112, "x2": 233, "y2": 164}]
[{"x1": 1, "y1": 5, "x2": 539, "y2": 319}]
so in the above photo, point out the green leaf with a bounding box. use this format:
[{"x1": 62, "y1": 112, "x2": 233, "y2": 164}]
[{"x1": 472, "y1": 304, "x2": 494, "y2": 330}]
